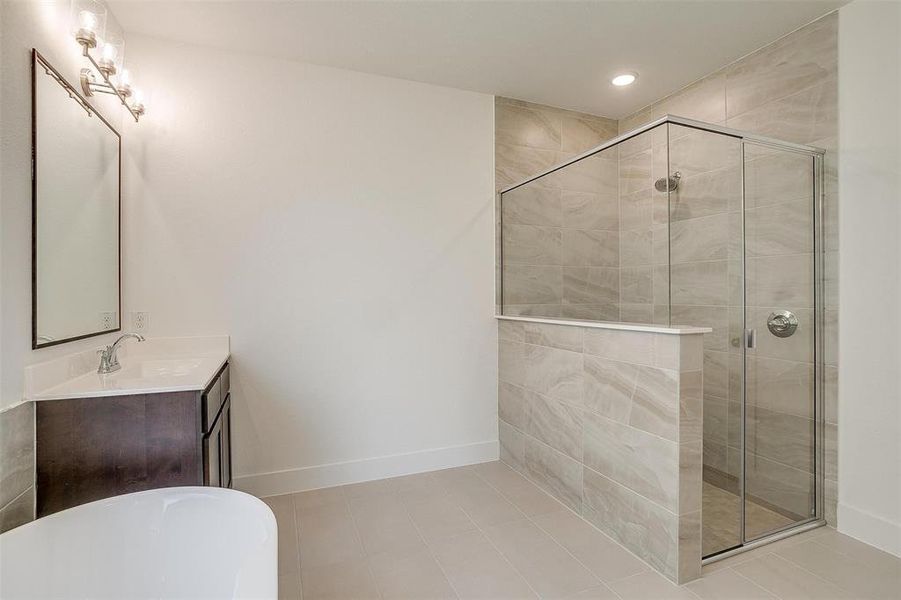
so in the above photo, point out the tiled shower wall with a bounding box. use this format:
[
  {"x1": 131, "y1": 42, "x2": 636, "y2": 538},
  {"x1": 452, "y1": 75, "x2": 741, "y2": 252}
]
[
  {"x1": 498, "y1": 319, "x2": 705, "y2": 583},
  {"x1": 496, "y1": 98, "x2": 620, "y2": 319},
  {"x1": 618, "y1": 12, "x2": 839, "y2": 524},
  {"x1": 0, "y1": 401, "x2": 35, "y2": 533}
]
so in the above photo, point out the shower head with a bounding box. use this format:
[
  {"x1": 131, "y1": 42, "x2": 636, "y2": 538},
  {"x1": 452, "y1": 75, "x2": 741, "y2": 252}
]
[{"x1": 655, "y1": 171, "x2": 682, "y2": 192}]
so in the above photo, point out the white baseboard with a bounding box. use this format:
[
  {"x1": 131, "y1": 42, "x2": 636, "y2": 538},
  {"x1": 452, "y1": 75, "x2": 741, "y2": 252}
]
[
  {"x1": 234, "y1": 440, "x2": 499, "y2": 498},
  {"x1": 837, "y1": 502, "x2": 901, "y2": 557}
]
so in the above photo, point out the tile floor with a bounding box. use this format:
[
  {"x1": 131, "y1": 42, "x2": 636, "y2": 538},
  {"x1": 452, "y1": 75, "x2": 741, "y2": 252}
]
[{"x1": 261, "y1": 461, "x2": 901, "y2": 600}]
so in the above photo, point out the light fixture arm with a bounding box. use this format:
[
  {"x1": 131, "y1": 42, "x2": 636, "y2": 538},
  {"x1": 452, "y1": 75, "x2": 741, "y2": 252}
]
[{"x1": 78, "y1": 43, "x2": 143, "y2": 122}]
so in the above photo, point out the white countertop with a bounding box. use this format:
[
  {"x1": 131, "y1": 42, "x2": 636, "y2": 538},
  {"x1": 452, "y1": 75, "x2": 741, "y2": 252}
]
[{"x1": 25, "y1": 336, "x2": 230, "y2": 401}]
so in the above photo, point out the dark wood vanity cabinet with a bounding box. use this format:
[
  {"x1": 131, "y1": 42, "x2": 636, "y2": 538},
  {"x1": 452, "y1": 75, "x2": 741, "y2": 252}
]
[{"x1": 36, "y1": 362, "x2": 232, "y2": 517}]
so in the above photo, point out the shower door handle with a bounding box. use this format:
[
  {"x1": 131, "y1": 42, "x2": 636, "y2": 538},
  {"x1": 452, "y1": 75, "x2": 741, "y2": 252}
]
[{"x1": 745, "y1": 328, "x2": 757, "y2": 350}]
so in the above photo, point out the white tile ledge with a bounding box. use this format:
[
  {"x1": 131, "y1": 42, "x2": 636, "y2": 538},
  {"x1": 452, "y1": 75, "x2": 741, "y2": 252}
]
[{"x1": 496, "y1": 315, "x2": 712, "y2": 335}]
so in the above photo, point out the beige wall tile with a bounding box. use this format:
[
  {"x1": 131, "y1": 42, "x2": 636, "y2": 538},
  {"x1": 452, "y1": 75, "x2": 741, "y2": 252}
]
[
  {"x1": 630, "y1": 366, "x2": 680, "y2": 442},
  {"x1": 0, "y1": 402, "x2": 34, "y2": 516},
  {"x1": 524, "y1": 343, "x2": 583, "y2": 404},
  {"x1": 582, "y1": 468, "x2": 680, "y2": 581},
  {"x1": 526, "y1": 392, "x2": 584, "y2": 460},
  {"x1": 561, "y1": 190, "x2": 619, "y2": 231},
  {"x1": 582, "y1": 355, "x2": 639, "y2": 421},
  {"x1": 524, "y1": 321, "x2": 584, "y2": 352},
  {"x1": 499, "y1": 419, "x2": 526, "y2": 472},
  {"x1": 524, "y1": 436, "x2": 583, "y2": 511},
  {"x1": 583, "y1": 411, "x2": 680, "y2": 512},
  {"x1": 563, "y1": 230, "x2": 619, "y2": 267},
  {"x1": 503, "y1": 224, "x2": 562, "y2": 265},
  {"x1": 496, "y1": 103, "x2": 562, "y2": 151},
  {"x1": 503, "y1": 184, "x2": 564, "y2": 227}
]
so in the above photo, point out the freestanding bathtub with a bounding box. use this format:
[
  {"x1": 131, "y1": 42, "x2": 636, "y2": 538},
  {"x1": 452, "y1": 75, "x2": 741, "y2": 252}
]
[{"x1": 0, "y1": 487, "x2": 277, "y2": 599}]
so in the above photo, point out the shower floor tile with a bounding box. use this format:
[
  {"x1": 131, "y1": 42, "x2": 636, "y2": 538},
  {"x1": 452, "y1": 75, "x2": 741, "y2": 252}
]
[
  {"x1": 702, "y1": 482, "x2": 794, "y2": 557},
  {"x1": 260, "y1": 461, "x2": 900, "y2": 600}
]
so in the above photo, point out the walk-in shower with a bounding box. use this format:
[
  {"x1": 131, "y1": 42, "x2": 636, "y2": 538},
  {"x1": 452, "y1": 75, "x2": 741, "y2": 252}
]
[{"x1": 498, "y1": 115, "x2": 825, "y2": 562}]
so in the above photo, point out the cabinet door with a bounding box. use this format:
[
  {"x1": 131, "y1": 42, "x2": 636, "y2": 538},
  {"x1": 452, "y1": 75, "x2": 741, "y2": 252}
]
[
  {"x1": 203, "y1": 414, "x2": 222, "y2": 487},
  {"x1": 221, "y1": 395, "x2": 232, "y2": 488}
]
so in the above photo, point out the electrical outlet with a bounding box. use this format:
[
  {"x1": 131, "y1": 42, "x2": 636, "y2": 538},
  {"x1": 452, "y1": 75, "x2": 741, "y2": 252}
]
[
  {"x1": 100, "y1": 311, "x2": 117, "y2": 330},
  {"x1": 132, "y1": 311, "x2": 149, "y2": 333}
]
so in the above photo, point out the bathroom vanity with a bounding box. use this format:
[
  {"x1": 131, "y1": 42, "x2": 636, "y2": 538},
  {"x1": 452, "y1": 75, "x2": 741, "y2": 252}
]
[{"x1": 26, "y1": 337, "x2": 232, "y2": 517}]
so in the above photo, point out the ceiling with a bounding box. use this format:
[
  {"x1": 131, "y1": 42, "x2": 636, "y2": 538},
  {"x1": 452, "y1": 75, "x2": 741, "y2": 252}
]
[{"x1": 108, "y1": 0, "x2": 845, "y2": 118}]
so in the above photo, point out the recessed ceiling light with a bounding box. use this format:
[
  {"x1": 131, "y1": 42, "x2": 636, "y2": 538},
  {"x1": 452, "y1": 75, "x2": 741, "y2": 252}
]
[{"x1": 611, "y1": 72, "x2": 637, "y2": 87}]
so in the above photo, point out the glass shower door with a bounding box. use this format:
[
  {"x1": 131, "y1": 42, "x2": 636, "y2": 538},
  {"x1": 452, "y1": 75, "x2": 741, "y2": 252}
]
[{"x1": 743, "y1": 142, "x2": 818, "y2": 541}]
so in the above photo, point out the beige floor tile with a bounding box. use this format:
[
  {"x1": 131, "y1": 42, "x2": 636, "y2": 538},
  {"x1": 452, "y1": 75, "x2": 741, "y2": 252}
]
[
  {"x1": 564, "y1": 585, "x2": 619, "y2": 599},
  {"x1": 386, "y1": 472, "x2": 450, "y2": 505},
  {"x1": 733, "y1": 553, "x2": 856, "y2": 599},
  {"x1": 775, "y1": 539, "x2": 901, "y2": 599},
  {"x1": 301, "y1": 558, "x2": 380, "y2": 600},
  {"x1": 685, "y1": 568, "x2": 775, "y2": 599},
  {"x1": 349, "y1": 494, "x2": 428, "y2": 557},
  {"x1": 263, "y1": 495, "x2": 301, "y2": 575},
  {"x1": 407, "y1": 497, "x2": 477, "y2": 543},
  {"x1": 342, "y1": 478, "x2": 393, "y2": 501},
  {"x1": 431, "y1": 530, "x2": 538, "y2": 599},
  {"x1": 293, "y1": 487, "x2": 347, "y2": 513},
  {"x1": 296, "y1": 501, "x2": 365, "y2": 569},
  {"x1": 482, "y1": 518, "x2": 600, "y2": 598},
  {"x1": 700, "y1": 526, "x2": 827, "y2": 574},
  {"x1": 368, "y1": 547, "x2": 458, "y2": 600},
  {"x1": 278, "y1": 573, "x2": 303, "y2": 600},
  {"x1": 812, "y1": 529, "x2": 901, "y2": 575},
  {"x1": 475, "y1": 462, "x2": 564, "y2": 517},
  {"x1": 531, "y1": 509, "x2": 649, "y2": 583},
  {"x1": 449, "y1": 483, "x2": 526, "y2": 528},
  {"x1": 607, "y1": 571, "x2": 699, "y2": 600}
]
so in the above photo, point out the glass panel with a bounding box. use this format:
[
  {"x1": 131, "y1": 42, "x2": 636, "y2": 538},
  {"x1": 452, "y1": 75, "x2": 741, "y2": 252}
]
[
  {"x1": 666, "y1": 124, "x2": 744, "y2": 557},
  {"x1": 743, "y1": 142, "x2": 817, "y2": 541},
  {"x1": 499, "y1": 123, "x2": 669, "y2": 324}
]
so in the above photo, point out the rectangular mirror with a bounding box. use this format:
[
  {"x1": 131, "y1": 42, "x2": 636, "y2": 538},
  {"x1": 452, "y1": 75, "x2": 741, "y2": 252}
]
[{"x1": 32, "y1": 49, "x2": 120, "y2": 348}]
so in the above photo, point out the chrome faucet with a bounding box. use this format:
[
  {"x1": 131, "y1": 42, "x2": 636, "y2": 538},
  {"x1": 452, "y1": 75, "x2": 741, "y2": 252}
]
[{"x1": 98, "y1": 333, "x2": 145, "y2": 374}]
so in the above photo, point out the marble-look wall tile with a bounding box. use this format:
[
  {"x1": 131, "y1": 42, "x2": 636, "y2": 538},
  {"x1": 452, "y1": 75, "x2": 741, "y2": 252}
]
[
  {"x1": 583, "y1": 411, "x2": 679, "y2": 512},
  {"x1": 745, "y1": 200, "x2": 814, "y2": 257},
  {"x1": 561, "y1": 116, "x2": 619, "y2": 154},
  {"x1": 496, "y1": 103, "x2": 563, "y2": 151},
  {"x1": 561, "y1": 191, "x2": 619, "y2": 231},
  {"x1": 630, "y1": 366, "x2": 680, "y2": 441},
  {"x1": 724, "y1": 13, "x2": 837, "y2": 120},
  {"x1": 523, "y1": 322, "x2": 583, "y2": 352},
  {"x1": 499, "y1": 382, "x2": 528, "y2": 430},
  {"x1": 498, "y1": 320, "x2": 525, "y2": 343},
  {"x1": 503, "y1": 224, "x2": 562, "y2": 265},
  {"x1": 503, "y1": 186, "x2": 564, "y2": 227},
  {"x1": 670, "y1": 261, "x2": 729, "y2": 306},
  {"x1": 582, "y1": 355, "x2": 639, "y2": 421},
  {"x1": 525, "y1": 392, "x2": 583, "y2": 461},
  {"x1": 620, "y1": 230, "x2": 653, "y2": 267},
  {"x1": 524, "y1": 343, "x2": 583, "y2": 404},
  {"x1": 669, "y1": 214, "x2": 730, "y2": 264},
  {"x1": 504, "y1": 265, "x2": 564, "y2": 305},
  {"x1": 668, "y1": 127, "x2": 742, "y2": 178},
  {"x1": 677, "y1": 510, "x2": 702, "y2": 583},
  {"x1": 563, "y1": 267, "x2": 619, "y2": 306},
  {"x1": 0, "y1": 402, "x2": 35, "y2": 512},
  {"x1": 562, "y1": 230, "x2": 619, "y2": 267},
  {"x1": 0, "y1": 487, "x2": 35, "y2": 534},
  {"x1": 524, "y1": 436, "x2": 583, "y2": 511},
  {"x1": 499, "y1": 419, "x2": 526, "y2": 473},
  {"x1": 620, "y1": 189, "x2": 653, "y2": 231},
  {"x1": 620, "y1": 267, "x2": 653, "y2": 304},
  {"x1": 619, "y1": 74, "x2": 727, "y2": 132},
  {"x1": 561, "y1": 303, "x2": 621, "y2": 322},
  {"x1": 582, "y1": 468, "x2": 679, "y2": 581},
  {"x1": 669, "y1": 166, "x2": 741, "y2": 222},
  {"x1": 496, "y1": 143, "x2": 558, "y2": 191},
  {"x1": 498, "y1": 341, "x2": 525, "y2": 386}
]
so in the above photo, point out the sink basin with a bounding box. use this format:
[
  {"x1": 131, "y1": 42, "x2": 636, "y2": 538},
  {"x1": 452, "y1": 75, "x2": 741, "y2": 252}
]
[
  {"x1": 29, "y1": 355, "x2": 227, "y2": 401},
  {"x1": 116, "y1": 358, "x2": 205, "y2": 379}
]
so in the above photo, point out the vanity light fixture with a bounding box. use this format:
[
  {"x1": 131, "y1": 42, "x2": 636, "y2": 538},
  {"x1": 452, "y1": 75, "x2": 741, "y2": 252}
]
[
  {"x1": 72, "y1": 0, "x2": 148, "y2": 122},
  {"x1": 611, "y1": 72, "x2": 638, "y2": 87}
]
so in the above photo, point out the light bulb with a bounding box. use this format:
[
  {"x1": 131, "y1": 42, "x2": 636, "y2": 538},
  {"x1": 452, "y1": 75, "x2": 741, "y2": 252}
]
[
  {"x1": 118, "y1": 68, "x2": 130, "y2": 86},
  {"x1": 78, "y1": 10, "x2": 97, "y2": 33},
  {"x1": 132, "y1": 88, "x2": 143, "y2": 105},
  {"x1": 102, "y1": 42, "x2": 117, "y2": 61},
  {"x1": 611, "y1": 73, "x2": 637, "y2": 87}
]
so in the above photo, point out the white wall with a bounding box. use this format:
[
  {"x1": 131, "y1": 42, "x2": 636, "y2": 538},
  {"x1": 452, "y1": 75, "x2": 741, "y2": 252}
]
[
  {"x1": 0, "y1": 0, "x2": 127, "y2": 412},
  {"x1": 837, "y1": 0, "x2": 901, "y2": 556},
  {"x1": 123, "y1": 36, "x2": 498, "y2": 495}
]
